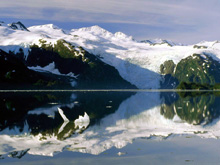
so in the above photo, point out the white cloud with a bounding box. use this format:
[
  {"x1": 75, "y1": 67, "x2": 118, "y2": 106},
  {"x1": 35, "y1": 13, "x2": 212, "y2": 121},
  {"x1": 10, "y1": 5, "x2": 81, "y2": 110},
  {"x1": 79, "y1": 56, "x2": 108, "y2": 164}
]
[
  {"x1": 0, "y1": 0, "x2": 214, "y2": 23},
  {"x1": 0, "y1": 0, "x2": 218, "y2": 27}
]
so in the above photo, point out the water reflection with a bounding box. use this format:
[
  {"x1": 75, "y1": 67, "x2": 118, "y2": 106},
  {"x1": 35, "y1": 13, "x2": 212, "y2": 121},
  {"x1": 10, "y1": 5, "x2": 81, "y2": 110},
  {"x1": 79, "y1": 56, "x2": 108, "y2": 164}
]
[
  {"x1": 161, "y1": 92, "x2": 220, "y2": 125},
  {"x1": 1, "y1": 91, "x2": 220, "y2": 158}
]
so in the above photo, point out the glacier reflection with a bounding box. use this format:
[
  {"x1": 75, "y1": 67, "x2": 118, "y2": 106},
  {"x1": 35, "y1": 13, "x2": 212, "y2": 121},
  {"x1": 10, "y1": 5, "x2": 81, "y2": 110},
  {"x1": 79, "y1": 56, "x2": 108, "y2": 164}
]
[{"x1": 1, "y1": 91, "x2": 220, "y2": 158}]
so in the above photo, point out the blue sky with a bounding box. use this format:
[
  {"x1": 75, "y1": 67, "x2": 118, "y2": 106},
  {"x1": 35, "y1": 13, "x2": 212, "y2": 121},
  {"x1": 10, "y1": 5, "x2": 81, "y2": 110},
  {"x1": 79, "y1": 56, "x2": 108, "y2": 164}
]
[{"x1": 1, "y1": 0, "x2": 220, "y2": 44}]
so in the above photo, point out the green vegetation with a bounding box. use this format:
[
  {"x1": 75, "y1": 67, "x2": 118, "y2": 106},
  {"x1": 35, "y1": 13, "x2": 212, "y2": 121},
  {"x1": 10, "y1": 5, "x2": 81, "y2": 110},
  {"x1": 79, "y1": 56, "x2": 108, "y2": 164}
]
[
  {"x1": 161, "y1": 54, "x2": 220, "y2": 90},
  {"x1": 177, "y1": 82, "x2": 212, "y2": 90},
  {"x1": 174, "y1": 54, "x2": 220, "y2": 85},
  {"x1": 160, "y1": 60, "x2": 176, "y2": 75},
  {"x1": 177, "y1": 82, "x2": 220, "y2": 90}
]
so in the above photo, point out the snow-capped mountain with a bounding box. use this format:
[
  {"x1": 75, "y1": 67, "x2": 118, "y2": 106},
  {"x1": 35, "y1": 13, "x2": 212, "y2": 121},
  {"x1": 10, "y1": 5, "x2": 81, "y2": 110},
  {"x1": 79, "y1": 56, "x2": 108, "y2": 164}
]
[
  {"x1": 0, "y1": 21, "x2": 29, "y2": 31},
  {"x1": 1, "y1": 21, "x2": 220, "y2": 89},
  {"x1": 0, "y1": 22, "x2": 136, "y2": 89}
]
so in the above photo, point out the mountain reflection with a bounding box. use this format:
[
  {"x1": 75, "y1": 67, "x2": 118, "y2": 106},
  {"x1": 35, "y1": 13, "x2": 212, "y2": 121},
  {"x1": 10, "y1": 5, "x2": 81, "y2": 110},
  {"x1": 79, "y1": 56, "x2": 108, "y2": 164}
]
[
  {"x1": 1, "y1": 91, "x2": 220, "y2": 158},
  {"x1": 161, "y1": 92, "x2": 220, "y2": 125},
  {"x1": 0, "y1": 92, "x2": 132, "y2": 137}
]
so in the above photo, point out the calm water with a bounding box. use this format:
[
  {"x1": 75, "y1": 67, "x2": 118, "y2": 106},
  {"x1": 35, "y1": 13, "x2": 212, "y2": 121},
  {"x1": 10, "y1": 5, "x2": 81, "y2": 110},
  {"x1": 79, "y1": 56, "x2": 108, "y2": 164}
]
[{"x1": 1, "y1": 91, "x2": 220, "y2": 164}]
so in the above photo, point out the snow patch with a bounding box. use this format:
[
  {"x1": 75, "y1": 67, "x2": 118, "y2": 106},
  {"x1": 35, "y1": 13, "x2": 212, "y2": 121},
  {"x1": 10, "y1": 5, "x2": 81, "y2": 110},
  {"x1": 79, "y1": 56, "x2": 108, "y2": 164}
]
[{"x1": 28, "y1": 62, "x2": 78, "y2": 79}]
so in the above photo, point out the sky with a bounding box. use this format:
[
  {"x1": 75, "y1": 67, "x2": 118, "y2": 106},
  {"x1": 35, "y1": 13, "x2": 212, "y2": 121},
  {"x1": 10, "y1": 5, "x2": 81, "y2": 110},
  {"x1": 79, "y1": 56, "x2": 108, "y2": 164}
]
[{"x1": 1, "y1": 0, "x2": 220, "y2": 44}]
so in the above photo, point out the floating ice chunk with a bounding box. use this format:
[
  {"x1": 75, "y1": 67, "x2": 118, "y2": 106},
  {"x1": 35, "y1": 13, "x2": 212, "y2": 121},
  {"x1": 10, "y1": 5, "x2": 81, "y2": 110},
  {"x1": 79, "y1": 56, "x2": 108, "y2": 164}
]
[
  {"x1": 48, "y1": 102, "x2": 58, "y2": 105},
  {"x1": 117, "y1": 152, "x2": 126, "y2": 156}
]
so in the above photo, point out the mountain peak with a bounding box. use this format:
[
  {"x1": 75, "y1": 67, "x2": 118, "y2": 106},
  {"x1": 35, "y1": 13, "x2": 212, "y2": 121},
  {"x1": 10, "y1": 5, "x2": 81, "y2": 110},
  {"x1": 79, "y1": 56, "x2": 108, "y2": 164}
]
[
  {"x1": 78, "y1": 25, "x2": 106, "y2": 32},
  {"x1": 28, "y1": 24, "x2": 60, "y2": 30},
  {"x1": 27, "y1": 24, "x2": 68, "y2": 35},
  {"x1": 42, "y1": 24, "x2": 59, "y2": 29},
  {"x1": 76, "y1": 25, "x2": 113, "y2": 37},
  {"x1": 0, "y1": 21, "x2": 4, "y2": 26},
  {"x1": 195, "y1": 40, "x2": 220, "y2": 47},
  {"x1": 8, "y1": 21, "x2": 29, "y2": 31},
  {"x1": 141, "y1": 38, "x2": 181, "y2": 46},
  {"x1": 114, "y1": 32, "x2": 133, "y2": 40}
]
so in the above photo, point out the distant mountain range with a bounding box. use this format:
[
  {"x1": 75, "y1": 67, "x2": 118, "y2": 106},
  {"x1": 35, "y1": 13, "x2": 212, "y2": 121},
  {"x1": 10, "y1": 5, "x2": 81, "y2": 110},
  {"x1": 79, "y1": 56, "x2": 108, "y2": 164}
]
[{"x1": 1, "y1": 21, "x2": 220, "y2": 89}]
